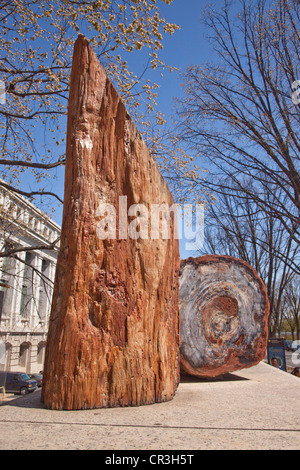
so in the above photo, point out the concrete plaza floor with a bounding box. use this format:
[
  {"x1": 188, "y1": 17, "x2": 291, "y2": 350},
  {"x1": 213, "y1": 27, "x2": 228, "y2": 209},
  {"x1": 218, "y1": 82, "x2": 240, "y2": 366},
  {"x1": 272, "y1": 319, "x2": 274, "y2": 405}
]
[{"x1": 0, "y1": 361, "x2": 299, "y2": 450}]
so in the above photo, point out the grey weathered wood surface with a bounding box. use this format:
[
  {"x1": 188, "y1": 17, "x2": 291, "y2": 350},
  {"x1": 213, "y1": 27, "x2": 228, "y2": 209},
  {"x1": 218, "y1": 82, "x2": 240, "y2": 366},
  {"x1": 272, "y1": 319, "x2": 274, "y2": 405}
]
[{"x1": 179, "y1": 255, "x2": 270, "y2": 378}]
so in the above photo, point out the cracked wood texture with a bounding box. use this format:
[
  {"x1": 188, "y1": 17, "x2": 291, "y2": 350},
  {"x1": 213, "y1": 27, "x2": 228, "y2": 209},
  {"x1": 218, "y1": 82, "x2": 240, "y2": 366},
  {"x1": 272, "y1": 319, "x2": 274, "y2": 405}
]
[
  {"x1": 42, "y1": 35, "x2": 180, "y2": 410},
  {"x1": 179, "y1": 255, "x2": 270, "y2": 378}
]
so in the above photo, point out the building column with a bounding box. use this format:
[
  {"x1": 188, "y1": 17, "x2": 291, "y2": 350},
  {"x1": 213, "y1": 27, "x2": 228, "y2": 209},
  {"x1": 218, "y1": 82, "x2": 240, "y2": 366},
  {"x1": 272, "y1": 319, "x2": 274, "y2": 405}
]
[
  {"x1": 12, "y1": 251, "x2": 26, "y2": 329},
  {"x1": 0, "y1": 236, "x2": 7, "y2": 326},
  {"x1": 30, "y1": 253, "x2": 42, "y2": 329}
]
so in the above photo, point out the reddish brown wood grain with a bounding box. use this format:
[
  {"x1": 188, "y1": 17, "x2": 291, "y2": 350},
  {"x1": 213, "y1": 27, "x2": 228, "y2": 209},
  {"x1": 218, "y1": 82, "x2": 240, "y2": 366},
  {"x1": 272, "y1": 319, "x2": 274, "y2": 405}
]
[{"x1": 41, "y1": 35, "x2": 180, "y2": 410}]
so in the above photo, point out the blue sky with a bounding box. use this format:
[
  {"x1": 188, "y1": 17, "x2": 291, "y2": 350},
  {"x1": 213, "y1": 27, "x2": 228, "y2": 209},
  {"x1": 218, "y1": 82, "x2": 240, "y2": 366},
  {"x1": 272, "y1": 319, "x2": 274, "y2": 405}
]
[{"x1": 151, "y1": 0, "x2": 211, "y2": 116}]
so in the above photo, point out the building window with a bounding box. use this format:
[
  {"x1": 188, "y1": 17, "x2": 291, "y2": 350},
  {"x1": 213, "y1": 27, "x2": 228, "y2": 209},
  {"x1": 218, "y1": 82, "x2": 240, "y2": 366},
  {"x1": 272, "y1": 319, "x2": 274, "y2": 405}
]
[
  {"x1": 37, "y1": 342, "x2": 46, "y2": 367},
  {"x1": 41, "y1": 259, "x2": 49, "y2": 275},
  {"x1": 20, "y1": 285, "x2": 28, "y2": 317},
  {"x1": 0, "y1": 291, "x2": 4, "y2": 324},
  {"x1": 19, "y1": 342, "x2": 30, "y2": 369},
  {"x1": 20, "y1": 252, "x2": 33, "y2": 318}
]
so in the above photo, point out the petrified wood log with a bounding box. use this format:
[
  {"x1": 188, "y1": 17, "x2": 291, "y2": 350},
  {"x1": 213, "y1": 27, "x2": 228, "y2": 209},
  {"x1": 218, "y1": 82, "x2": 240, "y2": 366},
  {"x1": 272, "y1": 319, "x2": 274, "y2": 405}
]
[
  {"x1": 179, "y1": 255, "x2": 270, "y2": 378},
  {"x1": 41, "y1": 35, "x2": 180, "y2": 410}
]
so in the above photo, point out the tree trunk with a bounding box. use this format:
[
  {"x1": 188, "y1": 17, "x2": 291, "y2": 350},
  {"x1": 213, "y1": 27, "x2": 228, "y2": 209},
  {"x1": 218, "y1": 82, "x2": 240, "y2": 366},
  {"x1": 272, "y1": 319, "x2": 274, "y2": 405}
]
[
  {"x1": 41, "y1": 35, "x2": 180, "y2": 410},
  {"x1": 179, "y1": 255, "x2": 270, "y2": 378}
]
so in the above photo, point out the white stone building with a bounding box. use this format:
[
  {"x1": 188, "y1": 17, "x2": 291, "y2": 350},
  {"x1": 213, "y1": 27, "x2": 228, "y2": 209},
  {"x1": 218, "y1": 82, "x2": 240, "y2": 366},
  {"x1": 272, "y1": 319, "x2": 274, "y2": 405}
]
[{"x1": 0, "y1": 184, "x2": 61, "y2": 373}]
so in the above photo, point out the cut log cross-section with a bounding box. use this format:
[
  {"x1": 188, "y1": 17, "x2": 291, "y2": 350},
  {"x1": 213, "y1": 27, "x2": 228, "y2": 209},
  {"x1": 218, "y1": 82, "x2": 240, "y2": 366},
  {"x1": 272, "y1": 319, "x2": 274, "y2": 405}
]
[
  {"x1": 41, "y1": 35, "x2": 180, "y2": 410},
  {"x1": 179, "y1": 255, "x2": 270, "y2": 378}
]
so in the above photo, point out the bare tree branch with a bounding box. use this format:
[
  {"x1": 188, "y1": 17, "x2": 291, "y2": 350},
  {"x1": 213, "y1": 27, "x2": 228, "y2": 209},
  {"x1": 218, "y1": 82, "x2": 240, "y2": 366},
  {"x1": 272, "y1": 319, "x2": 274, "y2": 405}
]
[{"x1": 0, "y1": 181, "x2": 64, "y2": 204}]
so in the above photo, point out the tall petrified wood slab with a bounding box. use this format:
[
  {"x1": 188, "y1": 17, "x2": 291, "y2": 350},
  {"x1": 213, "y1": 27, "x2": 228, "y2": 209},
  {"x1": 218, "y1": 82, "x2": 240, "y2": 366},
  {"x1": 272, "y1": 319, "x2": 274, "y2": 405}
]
[
  {"x1": 42, "y1": 35, "x2": 180, "y2": 410},
  {"x1": 179, "y1": 255, "x2": 270, "y2": 378}
]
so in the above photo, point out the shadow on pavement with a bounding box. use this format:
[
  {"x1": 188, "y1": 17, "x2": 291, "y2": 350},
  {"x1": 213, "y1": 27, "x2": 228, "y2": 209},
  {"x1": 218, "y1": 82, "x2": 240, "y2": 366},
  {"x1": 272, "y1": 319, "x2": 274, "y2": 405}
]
[
  {"x1": 180, "y1": 372, "x2": 249, "y2": 383},
  {"x1": 0, "y1": 388, "x2": 44, "y2": 409}
]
